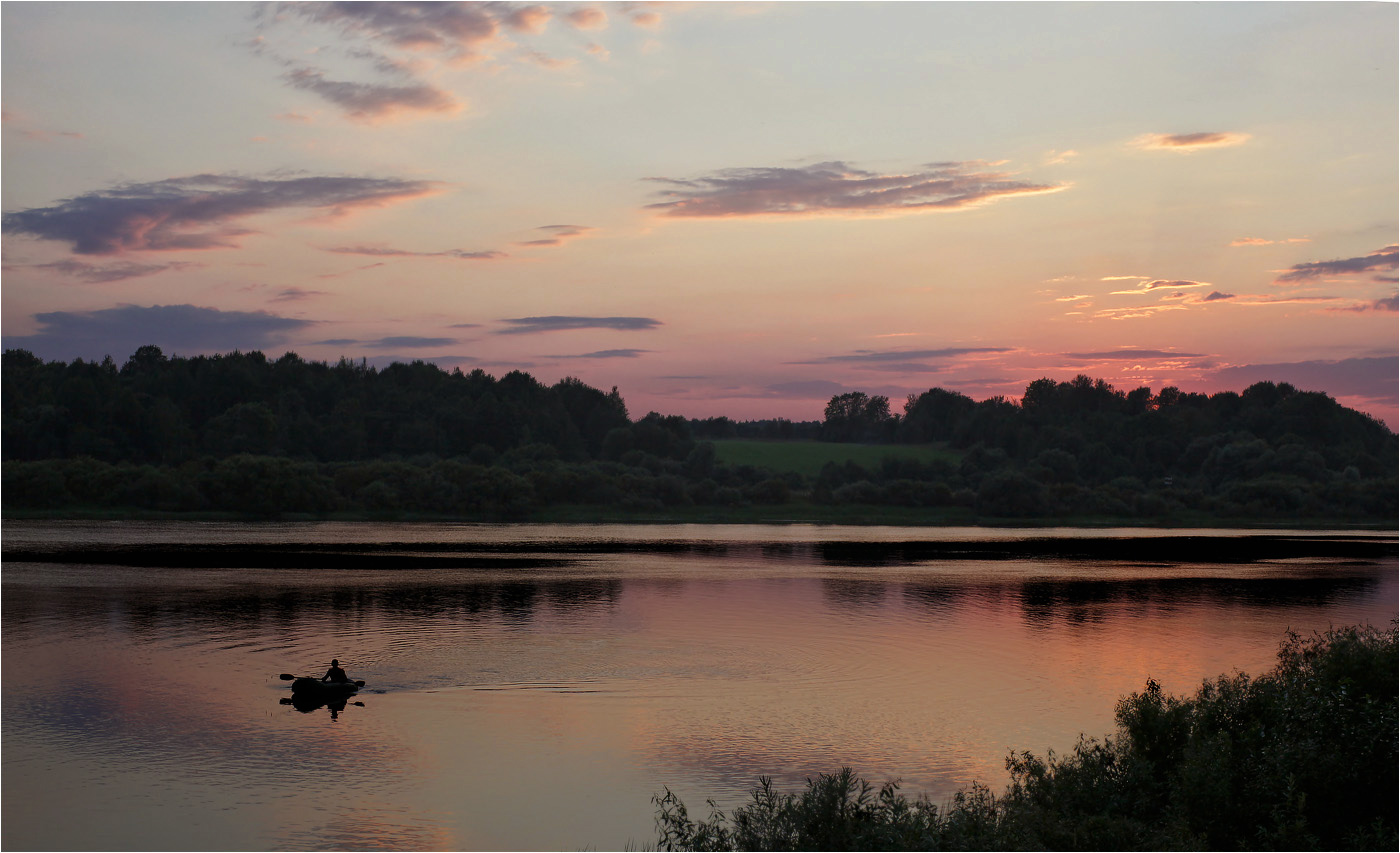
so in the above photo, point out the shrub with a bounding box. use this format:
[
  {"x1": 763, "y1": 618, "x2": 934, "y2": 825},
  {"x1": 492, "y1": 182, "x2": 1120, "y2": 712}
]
[{"x1": 655, "y1": 624, "x2": 1398, "y2": 851}]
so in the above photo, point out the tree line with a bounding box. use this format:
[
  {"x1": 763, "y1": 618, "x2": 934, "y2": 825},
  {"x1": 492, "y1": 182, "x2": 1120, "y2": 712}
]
[
  {"x1": 2, "y1": 347, "x2": 1395, "y2": 521},
  {"x1": 810, "y1": 378, "x2": 1396, "y2": 519}
]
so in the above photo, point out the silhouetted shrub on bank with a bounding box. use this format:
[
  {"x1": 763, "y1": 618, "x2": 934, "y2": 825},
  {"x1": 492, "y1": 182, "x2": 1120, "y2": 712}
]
[{"x1": 654, "y1": 624, "x2": 1398, "y2": 851}]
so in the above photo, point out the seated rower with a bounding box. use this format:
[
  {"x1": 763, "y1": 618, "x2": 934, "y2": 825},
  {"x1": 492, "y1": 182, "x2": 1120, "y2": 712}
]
[{"x1": 322, "y1": 658, "x2": 351, "y2": 684}]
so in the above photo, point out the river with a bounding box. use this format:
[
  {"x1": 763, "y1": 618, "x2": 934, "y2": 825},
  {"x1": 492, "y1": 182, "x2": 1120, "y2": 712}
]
[{"x1": 2, "y1": 521, "x2": 1394, "y2": 850}]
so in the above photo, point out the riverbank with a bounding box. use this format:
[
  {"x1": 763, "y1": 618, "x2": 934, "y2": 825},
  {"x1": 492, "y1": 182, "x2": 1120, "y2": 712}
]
[{"x1": 5, "y1": 503, "x2": 1397, "y2": 530}]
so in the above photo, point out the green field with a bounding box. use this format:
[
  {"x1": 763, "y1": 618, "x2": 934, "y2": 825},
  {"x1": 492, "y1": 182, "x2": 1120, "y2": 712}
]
[{"x1": 710, "y1": 439, "x2": 960, "y2": 478}]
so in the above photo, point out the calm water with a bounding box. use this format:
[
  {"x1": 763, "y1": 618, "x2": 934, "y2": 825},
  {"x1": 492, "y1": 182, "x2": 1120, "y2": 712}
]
[{"x1": 3, "y1": 521, "x2": 1395, "y2": 851}]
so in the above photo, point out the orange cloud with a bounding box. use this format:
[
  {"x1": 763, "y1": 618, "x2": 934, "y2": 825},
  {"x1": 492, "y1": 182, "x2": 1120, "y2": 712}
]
[
  {"x1": 567, "y1": 7, "x2": 609, "y2": 30},
  {"x1": 1109, "y1": 279, "x2": 1211, "y2": 295},
  {"x1": 1230, "y1": 236, "x2": 1310, "y2": 247},
  {"x1": 1132, "y1": 131, "x2": 1251, "y2": 152}
]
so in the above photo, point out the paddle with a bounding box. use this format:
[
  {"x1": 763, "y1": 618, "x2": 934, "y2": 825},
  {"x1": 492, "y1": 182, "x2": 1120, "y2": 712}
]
[{"x1": 279, "y1": 673, "x2": 365, "y2": 687}]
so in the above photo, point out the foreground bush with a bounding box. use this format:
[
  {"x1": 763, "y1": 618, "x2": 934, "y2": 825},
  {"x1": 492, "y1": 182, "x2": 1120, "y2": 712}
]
[{"x1": 654, "y1": 624, "x2": 1397, "y2": 851}]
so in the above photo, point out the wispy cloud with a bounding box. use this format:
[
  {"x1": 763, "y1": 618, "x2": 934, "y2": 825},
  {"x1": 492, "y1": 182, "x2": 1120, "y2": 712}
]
[
  {"x1": 283, "y1": 67, "x2": 462, "y2": 122},
  {"x1": 763, "y1": 380, "x2": 850, "y2": 399},
  {"x1": 269, "y1": 287, "x2": 327, "y2": 302},
  {"x1": 496, "y1": 316, "x2": 662, "y2": 334},
  {"x1": 1230, "y1": 236, "x2": 1310, "y2": 247},
  {"x1": 1132, "y1": 131, "x2": 1251, "y2": 152},
  {"x1": 1092, "y1": 304, "x2": 1190, "y2": 320},
  {"x1": 1328, "y1": 295, "x2": 1399, "y2": 313},
  {"x1": 1274, "y1": 245, "x2": 1398, "y2": 283},
  {"x1": 5, "y1": 259, "x2": 200, "y2": 283},
  {"x1": 1202, "y1": 290, "x2": 1236, "y2": 302},
  {"x1": 645, "y1": 160, "x2": 1066, "y2": 219},
  {"x1": 514, "y1": 224, "x2": 595, "y2": 247},
  {"x1": 1063, "y1": 348, "x2": 1207, "y2": 360},
  {"x1": 365, "y1": 336, "x2": 457, "y2": 348},
  {"x1": 545, "y1": 348, "x2": 650, "y2": 359},
  {"x1": 326, "y1": 245, "x2": 506, "y2": 260},
  {"x1": 1109, "y1": 279, "x2": 1212, "y2": 295},
  {"x1": 2, "y1": 173, "x2": 439, "y2": 255},
  {"x1": 2, "y1": 109, "x2": 83, "y2": 142},
  {"x1": 4, "y1": 304, "x2": 313, "y2": 361},
  {"x1": 794, "y1": 347, "x2": 1013, "y2": 365}
]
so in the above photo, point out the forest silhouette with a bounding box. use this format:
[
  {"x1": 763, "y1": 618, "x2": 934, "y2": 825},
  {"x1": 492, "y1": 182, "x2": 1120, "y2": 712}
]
[{"x1": 3, "y1": 346, "x2": 1395, "y2": 522}]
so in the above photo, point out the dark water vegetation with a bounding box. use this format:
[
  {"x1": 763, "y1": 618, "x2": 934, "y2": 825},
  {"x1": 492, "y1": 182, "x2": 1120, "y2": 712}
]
[
  {"x1": 3, "y1": 347, "x2": 1395, "y2": 524},
  {"x1": 653, "y1": 624, "x2": 1398, "y2": 852}
]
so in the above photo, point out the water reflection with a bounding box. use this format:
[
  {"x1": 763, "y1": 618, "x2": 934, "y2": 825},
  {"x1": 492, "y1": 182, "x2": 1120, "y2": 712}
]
[
  {"x1": 3, "y1": 523, "x2": 1395, "y2": 852},
  {"x1": 280, "y1": 694, "x2": 366, "y2": 718}
]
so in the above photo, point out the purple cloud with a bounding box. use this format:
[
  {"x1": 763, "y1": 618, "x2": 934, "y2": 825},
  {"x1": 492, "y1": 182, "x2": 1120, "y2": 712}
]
[
  {"x1": 1206, "y1": 356, "x2": 1398, "y2": 404},
  {"x1": 365, "y1": 336, "x2": 458, "y2": 348},
  {"x1": 545, "y1": 349, "x2": 650, "y2": 359},
  {"x1": 2, "y1": 173, "x2": 438, "y2": 255},
  {"x1": 274, "y1": 2, "x2": 511, "y2": 56},
  {"x1": 284, "y1": 68, "x2": 462, "y2": 122},
  {"x1": 794, "y1": 347, "x2": 1012, "y2": 366},
  {"x1": 269, "y1": 287, "x2": 327, "y2": 302},
  {"x1": 645, "y1": 160, "x2": 1066, "y2": 219},
  {"x1": 497, "y1": 316, "x2": 662, "y2": 334},
  {"x1": 515, "y1": 224, "x2": 595, "y2": 247},
  {"x1": 1062, "y1": 349, "x2": 1208, "y2": 360},
  {"x1": 1275, "y1": 245, "x2": 1398, "y2": 283},
  {"x1": 763, "y1": 380, "x2": 850, "y2": 398},
  {"x1": 4, "y1": 304, "x2": 313, "y2": 361},
  {"x1": 1202, "y1": 291, "x2": 1236, "y2": 302},
  {"x1": 5, "y1": 259, "x2": 200, "y2": 283}
]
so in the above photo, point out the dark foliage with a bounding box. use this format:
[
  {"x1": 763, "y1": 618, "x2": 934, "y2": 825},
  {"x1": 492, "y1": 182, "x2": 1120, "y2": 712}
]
[
  {"x1": 4, "y1": 349, "x2": 1395, "y2": 521},
  {"x1": 655, "y1": 624, "x2": 1398, "y2": 851},
  {"x1": 810, "y1": 374, "x2": 1396, "y2": 520}
]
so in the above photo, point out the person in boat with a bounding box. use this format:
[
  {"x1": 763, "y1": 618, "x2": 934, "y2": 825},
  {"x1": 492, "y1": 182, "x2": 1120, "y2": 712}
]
[{"x1": 322, "y1": 659, "x2": 351, "y2": 684}]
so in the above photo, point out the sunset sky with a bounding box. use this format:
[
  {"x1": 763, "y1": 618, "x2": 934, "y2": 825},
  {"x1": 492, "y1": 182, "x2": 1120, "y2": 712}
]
[{"x1": 3, "y1": 2, "x2": 1396, "y2": 425}]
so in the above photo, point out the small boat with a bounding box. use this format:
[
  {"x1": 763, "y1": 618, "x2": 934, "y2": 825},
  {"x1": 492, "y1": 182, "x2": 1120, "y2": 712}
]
[{"x1": 291, "y1": 677, "x2": 361, "y2": 696}]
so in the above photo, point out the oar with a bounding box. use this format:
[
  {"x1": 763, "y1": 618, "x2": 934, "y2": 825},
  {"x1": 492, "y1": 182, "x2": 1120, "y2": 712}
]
[{"x1": 279, "y1": 673, "x2": 365, "y2": 687}]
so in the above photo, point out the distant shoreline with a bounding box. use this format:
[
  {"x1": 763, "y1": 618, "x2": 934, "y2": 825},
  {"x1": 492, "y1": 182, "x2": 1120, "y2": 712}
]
[{"x1": 3, "y1": 504, "x2": 1397, "y2": 531}]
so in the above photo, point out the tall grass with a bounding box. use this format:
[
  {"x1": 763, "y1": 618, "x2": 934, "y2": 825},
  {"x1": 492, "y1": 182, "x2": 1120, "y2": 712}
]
[{"x1": 654, "y1": 624, "x2": 1398, "y2": 851}]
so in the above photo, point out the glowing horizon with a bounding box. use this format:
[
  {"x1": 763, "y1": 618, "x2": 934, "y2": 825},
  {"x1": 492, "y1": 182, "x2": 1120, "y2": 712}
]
[{"x1": 3, "y1": 3, "x2": 1396, "y2": 426}]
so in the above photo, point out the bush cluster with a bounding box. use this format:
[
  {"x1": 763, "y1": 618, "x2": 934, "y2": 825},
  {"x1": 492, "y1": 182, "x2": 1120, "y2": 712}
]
[{"x1": 655, "y1": 624, "x2": 1398, "y2": 851}]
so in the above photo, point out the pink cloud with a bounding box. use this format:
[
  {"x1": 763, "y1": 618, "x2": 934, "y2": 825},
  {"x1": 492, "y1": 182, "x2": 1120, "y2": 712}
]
[
  {"x1": 505, "y1": 5, "x2": 553, "y2": 33},
  {"x1": 567, "y1": 8, "x2": 609, "y2": 30},
  {"x1": 631, "y1": 12, "x2": 662, "y2": 29}
]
